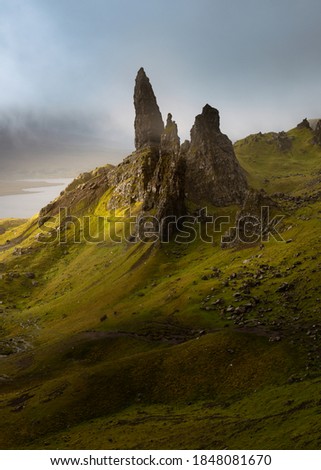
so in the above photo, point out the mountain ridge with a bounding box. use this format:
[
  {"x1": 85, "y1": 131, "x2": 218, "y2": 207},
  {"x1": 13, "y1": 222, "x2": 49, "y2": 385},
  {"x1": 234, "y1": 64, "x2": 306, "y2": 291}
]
[{"x1": 38, "y1": 68, "x2": 250, "y2": 239}]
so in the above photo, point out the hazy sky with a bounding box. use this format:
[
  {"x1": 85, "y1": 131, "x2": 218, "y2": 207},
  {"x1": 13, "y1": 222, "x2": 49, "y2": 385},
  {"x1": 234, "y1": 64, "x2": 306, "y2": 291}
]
[{"x1": 1, "y1": 0, "x2": 321, "y2": 173}]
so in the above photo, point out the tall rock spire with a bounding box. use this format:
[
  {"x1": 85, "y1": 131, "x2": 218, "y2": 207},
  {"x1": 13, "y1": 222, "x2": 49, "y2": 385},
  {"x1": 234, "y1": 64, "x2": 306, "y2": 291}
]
[
  {"x1": 160, "y1": 113, "x2": 180, "y2": 155},
  {"x1": 185, "y1": 104, "x2": 248, "y2": 206},
  {"x1": 134, "y1": 68, "x2": 164, "y2": 150}
]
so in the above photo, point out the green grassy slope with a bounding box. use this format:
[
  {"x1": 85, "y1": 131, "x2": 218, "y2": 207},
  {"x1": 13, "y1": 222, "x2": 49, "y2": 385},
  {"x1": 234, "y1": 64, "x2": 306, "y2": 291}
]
[
  {"x1": 1, "y1": 128, "x2": 321, "y2": 449},
  {"x1": 235, "y1": 126, "x2": 321, "y2": 195}
]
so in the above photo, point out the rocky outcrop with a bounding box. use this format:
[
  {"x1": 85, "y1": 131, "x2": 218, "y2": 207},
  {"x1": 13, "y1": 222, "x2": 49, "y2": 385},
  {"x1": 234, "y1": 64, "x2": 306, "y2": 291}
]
[
  {"x1": 134, "y1": 67, "x2": 164, "y2": 150},
  {"x1": 297, "y1": 118, "x2": 311, "y2": 130},
  {"x1": 190, "y1": 104, "x2": 220, "y2": 144},
  {"x1": 313, "y1": 120, "x2": 321, "y2": 146},
  {"x1": 144, "y1": 113, "x2": 185, "y2": 222},
  {"x1": 160, "y1": 113, "x2": 180, "y2": 156},
  {"x1": 106, "y1": 147, "x2": 160, "y2": 209},
  {"x1": 40, "y1": 70, "x2": 249, "y2": 234},
  {"x1": 184, "y1": 104, "x2": 248, "y2": 206},
  {"x1": 298, "y1": 118, "x2": 321, "y2": 146},
  {"x1": 275, "y1": 131, "x2": 293, "y2": 152},
  {"x1": 39, "y1": 165, "x2": 115, "y2": 219}
]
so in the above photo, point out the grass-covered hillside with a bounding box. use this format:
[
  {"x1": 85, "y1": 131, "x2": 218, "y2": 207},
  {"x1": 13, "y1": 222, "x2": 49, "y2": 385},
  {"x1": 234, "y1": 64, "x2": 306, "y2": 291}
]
[
  {"x1": 1, "y1": 123, "x2": 321, "y2": 450},
  {"x1": 235, "y1": 124, "x2": 321, "y2": 195}
]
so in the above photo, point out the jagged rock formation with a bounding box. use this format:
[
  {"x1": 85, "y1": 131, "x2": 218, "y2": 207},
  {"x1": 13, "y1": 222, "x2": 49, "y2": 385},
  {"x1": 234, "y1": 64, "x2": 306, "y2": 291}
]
[
  {"x1": 185, "y1": 104, "x2": 248, "y2": 205},
  {"x1": 275, "y1": 131, "x2": 293, "y2": 152},
  {"x1": 39, "y1": 165, "x2": 115, "y2": 220},
  {"x1": 259, "y1": 131, "x2": 293, "y2": 152},
  {"x1": 134, "y1": 67, "x2": 164, "y2": 150},
  {"x1": 144, "y1": 113, "x2": 185, "y2": 225},
  {"x1": 313, "y1": 120, "x2": 321, "y2": 146},
  {"x1": 298, "y1": 118, "x2": 321, "y2": 146},
  {"x1": 297, "y1": 118, "x2": 311, "y2": 130},
  {"x1": 40, "y1": 69, "x2": 249, "y2": 231},
  {"x1": 160, "y1": 113, "x2": 180, "y2": 155}
]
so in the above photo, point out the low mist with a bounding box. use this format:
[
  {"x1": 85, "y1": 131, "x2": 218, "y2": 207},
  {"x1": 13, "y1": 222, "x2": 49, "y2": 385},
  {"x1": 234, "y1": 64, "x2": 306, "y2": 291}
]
[{"x1": 0, "y1": 109, "x2": 132, "y2": 179}]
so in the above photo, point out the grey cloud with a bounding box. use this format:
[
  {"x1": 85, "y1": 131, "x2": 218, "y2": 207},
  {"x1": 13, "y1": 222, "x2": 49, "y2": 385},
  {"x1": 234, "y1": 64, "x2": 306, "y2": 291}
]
[
  {"x1": 0, "y1": 110, "x2": 132, "y2": 177},
  {"x1": 0, "y1": 0, "x2": 321, "y2": 177}
]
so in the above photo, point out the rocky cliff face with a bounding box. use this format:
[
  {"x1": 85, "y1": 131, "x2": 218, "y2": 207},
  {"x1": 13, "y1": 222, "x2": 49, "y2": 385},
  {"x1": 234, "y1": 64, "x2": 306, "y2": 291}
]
[
  {"x1": 297, "y1": 118, "x2": 311, "y2": 130},
  {"x1": 185, "y1": 104, "x2": 248, "y2": 205},
  {"x1": 298, "y1": 118, "x2": 321, "y2": 146},
  {"x1": 144, "y1": 113, "x2": 186, "y2": 223},
  {"x1": 313, "y1": 120, "x2": 321, "y2": 146},
  {"x1": 40, "y1": 69, "x2": 249, "y2": 226},
  {"x1": 134, "y1": 67, "x2": 164, "y2": 150}
]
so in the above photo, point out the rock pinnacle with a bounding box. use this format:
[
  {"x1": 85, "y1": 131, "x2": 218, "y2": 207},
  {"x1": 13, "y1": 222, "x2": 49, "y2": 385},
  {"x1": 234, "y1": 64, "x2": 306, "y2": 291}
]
[{"x1": 134, "y1": 68, "x2": 164, "y2": 150}]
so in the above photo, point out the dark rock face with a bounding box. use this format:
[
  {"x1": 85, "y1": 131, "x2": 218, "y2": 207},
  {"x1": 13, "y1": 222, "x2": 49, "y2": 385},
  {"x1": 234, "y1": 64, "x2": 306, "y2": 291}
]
[
  {"x1": 106, "y1": 112, "x2": 185, "y2": 222},
  {"x1": 275, "y1": 131, "x2": 293, "y2": 152},
  {"x1": 145, "y1": 113, "x2": 185, "y2": 222},
  {"x1": 40, "y1": 70, "x2": 250, "y2": 234},
  {"x1": 185, "y1": 104, "x2": 248, "y2": 205},
  {"x1": 297, "y1": 118, "x2": 311, "y2": 130},
  {"x1": 160, "y1": 113, "x2": 180, "y2": 156},
  {"x1": 263, "y1": 132, "x2": 293, "y2": 151},
  {"x1": 190, "y1": 104, "x2": 220, "y2": 144},
  {"x1": 313, "y1": 120, "x2": 321, "y2": 146},
  {"x1": 106, "y1": 148, "x2": 160, "y2": 209},
  {"x1": 134, "y1": 68, "x2": 164, "y2": 150}
]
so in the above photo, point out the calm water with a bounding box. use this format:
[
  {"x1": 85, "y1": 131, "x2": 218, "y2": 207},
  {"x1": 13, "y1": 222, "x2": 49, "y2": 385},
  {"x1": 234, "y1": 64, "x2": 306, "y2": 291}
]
[{"x1": 0, "y1": 179, "x2": 73, "y2": 219}]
